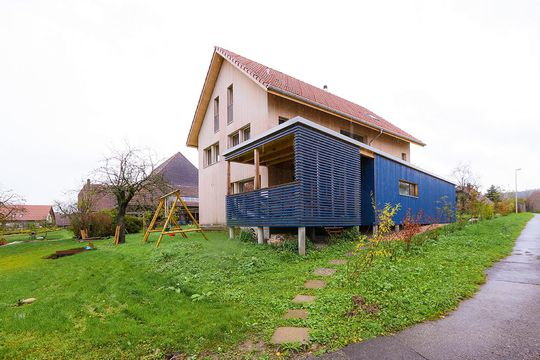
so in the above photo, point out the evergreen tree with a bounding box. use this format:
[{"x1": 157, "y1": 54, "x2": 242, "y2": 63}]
[{"x1": 485, "y1": 185, "x2": 501, "y2": 203}]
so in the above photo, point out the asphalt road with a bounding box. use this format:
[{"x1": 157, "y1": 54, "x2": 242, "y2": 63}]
[{"x1": 318, "y1": 214, "x2": 540, "y2": 360}]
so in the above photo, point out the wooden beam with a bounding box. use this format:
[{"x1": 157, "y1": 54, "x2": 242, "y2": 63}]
[
  {"x1": 360, "y1": 148, "x2": 375, "y2": 158},
  {"x1": 226, "y1": 160, "x2": 231, "y2": 195},
  {"x1": 254, "y1": 148, "x2": 260, "y2": 189}
]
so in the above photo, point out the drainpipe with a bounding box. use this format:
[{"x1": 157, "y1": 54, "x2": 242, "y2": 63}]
[{"x1": 369, "y1": 129, "x2": 384, "y2": 146}]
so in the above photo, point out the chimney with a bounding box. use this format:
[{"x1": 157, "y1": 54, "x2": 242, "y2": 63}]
[
  {"x1": 323, "y1": 85, "x2": 328, "y2": 90},
  {"x1": 87, "y1": 179, "x2": 91, "y2": 185}
]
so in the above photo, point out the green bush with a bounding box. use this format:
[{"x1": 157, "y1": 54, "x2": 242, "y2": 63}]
[
  {"x1": 479, "y1": 202, "x2": 495, "y2": 220},
  {"x1": 330, "y1": 227, "x2": 360, "y2": 244},
  {"x1": 124, "y1": 215, "x2": 143, "y2": 234},
  {"x1": 237, "y1": 229, "x2": 255, "y2": 243}
]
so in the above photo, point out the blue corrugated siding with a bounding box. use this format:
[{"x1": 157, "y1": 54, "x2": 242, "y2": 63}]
[
  {"x1": 295, "y1": 126, "x2": 361, "y2": 226},
  {"x1": 374, "y1": 155, "x2": 456, "y2": 224}
]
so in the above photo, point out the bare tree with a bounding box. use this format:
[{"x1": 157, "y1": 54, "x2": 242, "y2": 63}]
[
  {"x1": 451, "y1": 163, "x2": 481, "y2": 215},
  {"x1": 92, "y1": 145, "x2": 167, "y2": 244},
  {"x1": 0, "y1": 187, "x2": 25, "y2": 226}
]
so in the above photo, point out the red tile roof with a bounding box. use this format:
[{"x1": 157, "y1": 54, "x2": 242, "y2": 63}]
[
  {"x1": 6, "y1": 205, "x2": 54, "y2": 221},
  {"x1": 215, "y1": 47, "x2": 424, "y2": 145}
]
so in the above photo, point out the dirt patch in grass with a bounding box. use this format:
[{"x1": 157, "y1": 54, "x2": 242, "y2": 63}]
[{"x1": 44, "y1": 247, "x2": 94, "y2": 259}]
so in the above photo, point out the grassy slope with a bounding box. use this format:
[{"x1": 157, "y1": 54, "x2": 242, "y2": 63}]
[{"x1": 0, "y1": 213, "x2": 533, "y2": 359}]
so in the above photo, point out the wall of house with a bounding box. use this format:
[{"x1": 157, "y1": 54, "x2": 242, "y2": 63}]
[
  {"x1": 267, "y1": 94, "x2": 411, "y2": 160},
  {"x1": 373, "y1": 155, "x2": 456, "y2": 224},
  {"x1": 197, "y1": 61, "x2": 269, "y2": 225}
]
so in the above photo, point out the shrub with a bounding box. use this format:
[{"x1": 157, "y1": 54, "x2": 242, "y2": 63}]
[
  {"x1": 479, "y1": 202, "x2": 494, "y2": 220},
  {"x1": 329, "y1": 227, "x2": 360, "y2": 244},
  {"x1": 124, "y1": 215, "x2": 143, "y2": 234},
  {"x1": 237, "y1": 229, "x2": 256, "y2": 243}
]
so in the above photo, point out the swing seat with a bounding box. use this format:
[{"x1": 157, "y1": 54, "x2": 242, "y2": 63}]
[{"x1": 168, "y1": 233, "x2": 176, "y2": 237}]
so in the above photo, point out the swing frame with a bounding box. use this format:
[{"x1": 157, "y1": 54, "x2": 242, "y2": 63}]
[{"x1": 142, "y1": 189, "x2": 207, "y2": 247}]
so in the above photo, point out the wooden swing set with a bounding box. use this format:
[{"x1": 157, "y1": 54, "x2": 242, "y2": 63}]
[{"x1": 142, "y1": 190, "x2": 207, "y2": 247}]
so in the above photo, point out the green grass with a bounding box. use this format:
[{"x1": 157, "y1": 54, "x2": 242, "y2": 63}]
[
  {"x1": 0, "y1": 213, "x2": 533, "y2": 359},
  {"x1": 2, "y1": 229, "x2": 73, "y2": 243}
]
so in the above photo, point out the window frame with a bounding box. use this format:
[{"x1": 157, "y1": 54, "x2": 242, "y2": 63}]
[
  {"x1": 227, "y1": 84, "x2": 233, "y2": 124},
  {"x1": 227, "y1": 124, "x2": 251, "y2": 148},
  {"x1": 399, "y1": 179, "x2": 419, "y2": 197},
  {"x1": 213, "y1": 96, "x2": 220, "y2": 133},
  {"x1": 203, "y1": 142, "x2": 220, "y2": 168}
]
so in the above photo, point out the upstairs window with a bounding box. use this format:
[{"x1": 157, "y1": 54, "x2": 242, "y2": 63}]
[
  {"x1": 399, "y1": 180, "x2": 418, "y2": 197},
  {"x1": 227, "y1": 85, "x2": 233, "y2": 124},
  {"x1": 340, "y1": 129, "x2": 365, "y2": 143},
  {"x1": 213, "y1": 97, "x2": 220, "y2": 132},
  {"x1": 204, "y1": 142, "x2": 220, "y2": 167},
  {"x1": 228, "y1": 125, "x2": 251, "y2": 148},
  {"x1": 278, "y1": 116, "x2": 289, "y2": 124},
  {"x1": 402, "y1": 153, "x2": 407, "y2": 161}
]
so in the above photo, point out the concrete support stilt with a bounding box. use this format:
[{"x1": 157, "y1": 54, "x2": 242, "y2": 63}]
[
  {"x1": 395, "y1": 224, "x2": 400, "y2": 232},
  {"x1": 373, "y1": 225, "x2": 379, "y2": 236},
  {"x1": 257, "y1": 227, "x2": 264, "y2": 245},
  {"x1": 228, "y1": 227, "x2": 234, "y2": 239},
  {"x1": 298, "y1": 227, "x2": 306, "y2": 256}
]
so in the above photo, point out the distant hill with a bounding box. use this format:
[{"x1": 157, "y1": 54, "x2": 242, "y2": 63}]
[{"x1": 503, "y1": 189, "x2": 540, "y2": 199}]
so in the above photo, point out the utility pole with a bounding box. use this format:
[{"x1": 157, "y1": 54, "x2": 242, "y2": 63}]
[{"x1": 515, "y1": 168, "x2": 522, "y2": 214}]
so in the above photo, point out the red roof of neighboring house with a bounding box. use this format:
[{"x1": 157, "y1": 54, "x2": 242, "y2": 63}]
[
  {"x1": 6, "y1": 205, "x2": 54, "y2": 221},
  {"x1": 214, "y1": 47, "x2": 424, "y2": 145}
]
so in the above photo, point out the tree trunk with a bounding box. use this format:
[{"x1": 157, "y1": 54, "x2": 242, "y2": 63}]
[{"x1": 116, "y1": 205, "x2": 127, "y2": 244}]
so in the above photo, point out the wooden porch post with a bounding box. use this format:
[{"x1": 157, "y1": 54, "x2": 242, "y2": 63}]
[
  {"x1": 226, "y1": 160, "x2": 231, "y2": 195},
  {"x1": 254, "y1": 148, "x2": 260, "y2": 190}
]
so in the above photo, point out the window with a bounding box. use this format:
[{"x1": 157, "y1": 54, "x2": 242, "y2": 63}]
[
  {"x1": 402, "y1": 153, "x2": 407, "y2": 161},
  {"x1": 228, "y1": 125, "x2": 251, "y2": 148},
  {"x1": 242, "y1": 125, "x2": 250, "y2": 141},
  {"x1": 340, "y1": 129, "x2": 364, "y2": 143},
  {"x1": 227, "y1": 85, "x2": 233, "y2": 124},
  {"x1": 213, "y1": 97, "x2": 219, "y2": 132},
  {"x1": 278, "y1": 116, "x2": 289, "y2": 124},
  {"x1": 399, "y1": 180, "x2": 418, "y2": 197},
  {"x1": 204, "y1": 142, "x2": 220, "y2": 167},
  {"x1": 230, "y1": 178, "x2": 255, "y2": 194},
  {"x1": 229, "y1": 131, "x2": 240, "y2": 148}
]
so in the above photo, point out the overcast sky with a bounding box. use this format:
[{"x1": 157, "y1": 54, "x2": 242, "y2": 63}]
[{"x1": 1, "y1": 0, "x2": 539, "y2": 204}]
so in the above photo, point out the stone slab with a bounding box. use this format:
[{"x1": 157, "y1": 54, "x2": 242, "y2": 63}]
[
  {"x1": 271, "y1": 327, "x2": 310, "y2": 344},
  {"x1": 292, "y1": 295, "x2": 316, "y2": 303},
  {"x1": 304, "y1": 280, "x2": 327, "y2": 289},
  {"x1": 329, "y1": 259, "x2": 347, "y2": 265},
  {"x1": 283, "y1": 309, "x2": 308, "y2": 319}
]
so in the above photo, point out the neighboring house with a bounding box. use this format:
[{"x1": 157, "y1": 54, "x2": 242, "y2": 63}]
[
  {"x1": 78, "y1": 152, "x2": 199, "y2": 219},
  {"x1": 2, "y1": 205, "x2": 56, "y2": 228},
  {"x1": 187, "y1": 47, "x2": 456, "y2": 247},
  {"x1": 55, "y1": 213, "x2": 71, "y2": 228}
]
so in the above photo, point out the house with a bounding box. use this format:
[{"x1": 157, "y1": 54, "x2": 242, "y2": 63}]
[
  {"x1": 187, "y1": 47, "x2": 456, "y2": 252},
  {"x1": 78, "y1": 152, "x2": 199, "y2": 220},
  {"x1": 2, "y1": 205, "x2": 56, "y2": 228}
]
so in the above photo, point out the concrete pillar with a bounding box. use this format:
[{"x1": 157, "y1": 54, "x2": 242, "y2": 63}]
[
  {"x1": 373, "y1": 225, "x2": 378, "y2": 236},
  {"x1": 298, "y1": 227, "x2": 306, "y2": 256},
  {"x1": 263, "y1": 227, "x2": 270, "y2": 239},
  {"x1": 228, "y1": 227, "x2": 234, "y2": 239},
  {"x1": 257, "y1": 227, "x2": 264, "y2": 245},
  {"x1": 395, "y1": 224, "x2": 400, "y2": 232}
]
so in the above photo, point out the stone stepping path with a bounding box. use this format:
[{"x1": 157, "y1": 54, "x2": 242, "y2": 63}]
[
  {"x1": 313, "y1": 267, "x2": 336, "y2": 276},
  {"x1": 283, "y1": 309, "x2": 308, "y2": 319},
  {"x1": 304, "y1": 279, "x2": 326, "y2": 289},
  {"x1": 271, "y1": 261, "x2": 347, "y2": 345},
  {"x1": 292, "y1": 294, "x2": 316, "y2": 303},
  {"x1": 271, "y1": 327, "x2": 309, "y2": 344}
]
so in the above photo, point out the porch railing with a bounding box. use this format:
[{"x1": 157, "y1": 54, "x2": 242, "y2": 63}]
[{"x1": 226, "y1": 182, "x2": 301, "y2": 227}]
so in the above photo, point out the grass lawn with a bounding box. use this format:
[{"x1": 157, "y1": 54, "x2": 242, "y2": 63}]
[
  {"x1": 2, "y1": 229, "x2": 73, "y2": 243},
  {"x1": 0, "y1": 213, "x2": 533, "y2": 359}
]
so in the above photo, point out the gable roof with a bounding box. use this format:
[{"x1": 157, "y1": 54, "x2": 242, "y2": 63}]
[
  {"x1": 4, "y1": 205, "x2": 54, "y2": 222},
  {"x1": 154, "y1": 152, "x2": 198, "y2": 188},
  {"x1": 187, "y1": 47, "x2": 424, "y2": 147}
]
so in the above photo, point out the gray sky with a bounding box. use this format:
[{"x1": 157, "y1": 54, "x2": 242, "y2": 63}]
[{"x1": 1, "y1": 0, "x2": 539, "y2": 204}]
